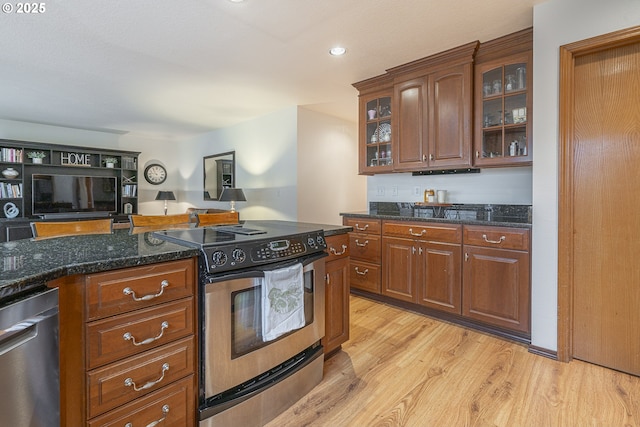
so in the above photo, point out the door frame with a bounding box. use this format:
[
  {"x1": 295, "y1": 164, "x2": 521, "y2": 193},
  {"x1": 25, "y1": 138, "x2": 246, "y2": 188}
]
[{"x1": 557, "y1": 25, "x2": 640, "y2": 362}]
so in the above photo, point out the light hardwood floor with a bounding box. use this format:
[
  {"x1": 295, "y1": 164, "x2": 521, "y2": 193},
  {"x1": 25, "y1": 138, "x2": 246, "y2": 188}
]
[{"x1": 266, "y1": 295, "x2": 640, "y2": 427}]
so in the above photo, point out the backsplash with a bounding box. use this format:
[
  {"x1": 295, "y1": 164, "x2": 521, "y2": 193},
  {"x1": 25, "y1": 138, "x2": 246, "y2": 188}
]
[
  {"x1": 370, "y1": 202, "x2": 532, "y2": 224},
  {"x1": 367, "y1": 166, "x2": 532, "y2": 205}
]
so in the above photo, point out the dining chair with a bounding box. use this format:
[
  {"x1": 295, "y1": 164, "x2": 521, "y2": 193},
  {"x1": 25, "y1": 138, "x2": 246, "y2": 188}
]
[
  {"x1": 195, "y1": 211, "x2": 240, "y2": 227},
  {"x1": 30, "y1": 218, "x2": 114, "y2": 240}
]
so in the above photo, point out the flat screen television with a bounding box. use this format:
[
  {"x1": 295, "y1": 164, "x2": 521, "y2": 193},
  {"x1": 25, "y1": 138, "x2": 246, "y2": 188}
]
[{"x1": 32, "y1": 174, "x2": 117, "y2": 215}]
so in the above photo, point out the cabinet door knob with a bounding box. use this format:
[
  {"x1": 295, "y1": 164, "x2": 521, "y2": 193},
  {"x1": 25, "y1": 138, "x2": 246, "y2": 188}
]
[
  {"x1": 422, "y1": 154, "x2": 427, "y2": 162},
  {"x1": 465, "y1": 253, "x2": 469, "y2": 262},
  {"x1": 429, "y1": 154, "x2": 434, "y2": 161}
]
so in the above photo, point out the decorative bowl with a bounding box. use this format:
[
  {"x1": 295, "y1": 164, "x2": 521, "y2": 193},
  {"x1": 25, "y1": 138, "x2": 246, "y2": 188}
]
[{"x1": 2, "y1": 167, "x2": 19, "y2": 179}]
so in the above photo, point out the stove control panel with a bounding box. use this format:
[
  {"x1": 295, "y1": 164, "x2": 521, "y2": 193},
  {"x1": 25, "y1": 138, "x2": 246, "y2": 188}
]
[{"x1": 200, "y1": 231, "x2": 326, "y2": 273}]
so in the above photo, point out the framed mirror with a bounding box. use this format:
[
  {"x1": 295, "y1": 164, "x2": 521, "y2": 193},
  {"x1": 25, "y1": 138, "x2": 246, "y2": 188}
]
[{"x1": 203, "y1": 151, "x2": 235, "y2": 200}]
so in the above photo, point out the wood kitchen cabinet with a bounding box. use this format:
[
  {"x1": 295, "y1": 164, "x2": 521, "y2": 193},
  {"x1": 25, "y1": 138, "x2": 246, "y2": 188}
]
[
  {"x1": 382, "y1": 221, "x2": 462, "y2": 311},
  {"x1": 323, "y1": 233, "x2": 350, "y2": 357},
  {"x1": 343, "y1": 217, "x2": 381, "y2": 293},
  {"x1": 353, "y1": 77, "x2": 394, "y2": 174},
  {"x1": 473, "y1": 28, "x2": 532, "y2": 167},
  {"x1": 352, "y1": 42, "x2": 477, "y2": 174},
  {"x1": 51, "y1": 257, "x2": 198, "y2": 427},
  {"x1": 392, "y1": 45, "x2": 476, "y2": 171},
  {"x1": 462, "y1": 225, "x2": 530, "y2": 333}
]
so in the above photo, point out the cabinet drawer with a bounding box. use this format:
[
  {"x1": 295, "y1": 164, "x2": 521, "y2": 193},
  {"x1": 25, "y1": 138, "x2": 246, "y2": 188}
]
[
  {"x1": 325, "y1": 234, "x2": 349, "y2": 262},
  {"x1": 88, "y1": 375, "x2": 195, "y2": 427},
  {"x1": 349, "y1": 233, "x2": 381, "y2": 263},
  {"x1": 87, "y1": 299, "x2": 194, "y2": 369},
  {"x1": 86, "y1": 258, "x2": 195, "y2": 321},
  {"x1": 87, "y1": 336, "x2": 195, "y2": 419},
  {"x1": 463, "y1": 225, "x2": 530, "y2": 251},
  {"x1": 383, "y1": 221, "x2": 461, "y2": 243},
  {"x1": 349, "y1": 260, "x2": 381, "y2": 293},
  {"x1": 343, "y1": 218, "x2": 381, "y2": 235}
]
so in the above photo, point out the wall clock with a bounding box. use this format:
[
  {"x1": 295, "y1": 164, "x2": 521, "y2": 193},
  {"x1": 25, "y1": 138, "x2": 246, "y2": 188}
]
[{"x1": 144, "y1": 163, "x2": 167, "y2": 185}]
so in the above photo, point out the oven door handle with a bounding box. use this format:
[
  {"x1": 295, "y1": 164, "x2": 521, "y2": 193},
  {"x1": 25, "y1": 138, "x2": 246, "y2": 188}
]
[{"x1": 204, "y1": 251, "x2": 327, "y2": 283}]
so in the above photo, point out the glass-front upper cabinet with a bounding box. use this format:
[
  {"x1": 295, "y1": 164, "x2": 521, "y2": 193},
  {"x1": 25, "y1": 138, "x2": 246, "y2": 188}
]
[
  {"x1": 358, "y1": 91, "x2": 394, "y2": 174},
  {"x1": 474, "y1": 47, "x2": 532, "y2": 167}
]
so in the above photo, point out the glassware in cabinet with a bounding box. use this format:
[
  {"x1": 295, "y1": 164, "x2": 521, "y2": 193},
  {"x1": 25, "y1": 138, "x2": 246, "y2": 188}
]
[
  {"x1": 475, "y1": 58, "x2": 531, "y2": 165},
  {"x1": 362, "y1": 95, "x2": 393, "y2": 172}
]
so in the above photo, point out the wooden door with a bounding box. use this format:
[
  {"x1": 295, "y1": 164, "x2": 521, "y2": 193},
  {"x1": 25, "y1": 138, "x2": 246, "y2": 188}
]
[
  {"x1": 393, "y1": 77, "x2": 428, "y2": 171},
  {"x1": 417, "y1": 241, "x2": 461, "y2": 314},
  {"x1": 428, "y1": 64, "x2": 473, "y2": 168},
  {"x1": 381, "y1": 236, "x2": 417, "y2": 303},
  {"x1": 564, "y1": 38, "x2": 640, "y2": 375}
]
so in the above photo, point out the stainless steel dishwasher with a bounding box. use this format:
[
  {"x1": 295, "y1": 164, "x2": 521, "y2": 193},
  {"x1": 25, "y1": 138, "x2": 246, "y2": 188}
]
[{"x1": 0, "y1": 288, "x2": 59, "y2": 427}]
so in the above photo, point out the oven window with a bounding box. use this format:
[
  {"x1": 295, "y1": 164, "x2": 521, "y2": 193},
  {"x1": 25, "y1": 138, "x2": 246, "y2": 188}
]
[{"x1": 231, "y1": 270, "x2": 314, "y2": 358}]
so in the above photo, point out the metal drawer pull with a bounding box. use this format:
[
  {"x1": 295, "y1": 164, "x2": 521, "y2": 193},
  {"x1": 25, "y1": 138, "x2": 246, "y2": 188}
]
[
  {"x1": 354, "y1": 223, "x2": 369, "y2": 231},
  {"x1": 124, "y1": 404, "x2": 170, "y2": 427},
  {"x1": 482, "y1": 234, "x2": 506, "y2": 244},
  {"x1": 124, "y1": 363, "x2": 169, "y2": 392},
  {"x1": 123, "y1": 321, "x2": 169, "y2": 346},
  {"x1": 330, "y1": 244, "x2": 347, "y2": 255},
  {"x1": 409, "y1": 228, "x2": 426, "y2": 237},
  {"x1": 123, "y1": 280, "x2": 169, "y2": 302},
  {"x1": 354, "y1": 267, "x2": 369, "y2": 276},
  {"x1": 354, "y1": 240, "x2": 369, "y2": 247}
]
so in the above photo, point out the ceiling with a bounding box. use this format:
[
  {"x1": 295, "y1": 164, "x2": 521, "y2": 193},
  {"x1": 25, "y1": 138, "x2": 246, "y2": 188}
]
[{"x1": 0, "y1": 0, "x2": 544, "y2": 139}]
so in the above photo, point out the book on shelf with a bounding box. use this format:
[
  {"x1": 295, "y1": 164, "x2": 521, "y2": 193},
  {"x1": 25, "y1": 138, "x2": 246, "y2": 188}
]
[
  {"x1": 0, "y1": 182, "x2": 22, "y2": 198},
  {"x1": 122, "y1": 184, "x2": 137, "y2": 197},
  {"x1": 1, "y1": 148, "x2": 23, "y2": 163}
]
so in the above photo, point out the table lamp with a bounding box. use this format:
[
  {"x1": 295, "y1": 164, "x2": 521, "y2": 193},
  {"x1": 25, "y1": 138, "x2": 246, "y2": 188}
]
[
  {"x1": 219, "y1": 188, "x2": 246, "y2": 212},
  {"x1": 155, "y1": 191, "x2": 176, "y2": 215}
]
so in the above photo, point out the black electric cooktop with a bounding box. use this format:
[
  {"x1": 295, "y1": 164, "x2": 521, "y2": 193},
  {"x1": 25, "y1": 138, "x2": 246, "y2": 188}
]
[
  {"x1": 153, "y1": 221, "x2": 324, "y2": 248},
  {"x1": 153, "y1": 221, "x2": 328, "y2": 273}
]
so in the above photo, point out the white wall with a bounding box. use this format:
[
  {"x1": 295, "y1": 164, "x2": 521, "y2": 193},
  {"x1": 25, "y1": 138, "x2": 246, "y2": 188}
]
[
  {"x1": 531, "y1": 0, "x2": 640, "y2": 351},
  {"x1": 297, "y1": 107, "x2": 366, "y2": 225},
  {"x1": 182, "y1": 107, "x2": 299, "y2": 220}
]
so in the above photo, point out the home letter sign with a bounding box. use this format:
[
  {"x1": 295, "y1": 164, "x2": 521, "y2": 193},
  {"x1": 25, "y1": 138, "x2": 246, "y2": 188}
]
[{"x1": 61, "y1": 152, "x2": 92, "y2": 166}]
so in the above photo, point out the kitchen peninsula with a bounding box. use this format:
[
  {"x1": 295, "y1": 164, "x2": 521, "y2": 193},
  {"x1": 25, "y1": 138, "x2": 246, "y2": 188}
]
[{"x1": 0, "y1": 221, "x2": 351, "y2": 427}]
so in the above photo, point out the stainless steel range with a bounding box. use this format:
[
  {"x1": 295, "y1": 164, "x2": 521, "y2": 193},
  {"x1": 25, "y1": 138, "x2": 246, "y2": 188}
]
[{"x1": 154, "y1": 221, "x2": 327, "y2": 427}]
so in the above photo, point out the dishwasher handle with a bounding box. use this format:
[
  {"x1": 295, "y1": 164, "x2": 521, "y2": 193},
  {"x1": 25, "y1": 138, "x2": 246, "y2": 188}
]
[{"x1": 0, "y1": 307, "x2": 57, "y2": 357}]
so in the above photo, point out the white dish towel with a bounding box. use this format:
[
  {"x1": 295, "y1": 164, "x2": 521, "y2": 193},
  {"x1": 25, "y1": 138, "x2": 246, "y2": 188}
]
[{"x1": 262, "y1": 263, "x2": 305, "y2": 342}]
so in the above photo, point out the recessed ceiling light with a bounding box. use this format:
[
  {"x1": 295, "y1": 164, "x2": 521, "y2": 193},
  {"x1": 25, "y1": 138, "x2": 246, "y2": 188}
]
[
  {"x1": 228, "y1": 0, "x2": 245, "y2": 3},
  {"x1": 329, "y1": 47, "x2": 347, "y2": 56}
]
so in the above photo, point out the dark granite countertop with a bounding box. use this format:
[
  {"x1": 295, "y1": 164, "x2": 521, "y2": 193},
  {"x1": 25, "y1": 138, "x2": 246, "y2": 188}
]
[
  {"x1": 0, "y1": 220, "x2": 351, "y2": 305},
  {"x1": 0, "y1": 229, "x2": 199, "y2": 306},
  {"x1": 341, "y1": 202, "x2": 532, "y2": 228}
]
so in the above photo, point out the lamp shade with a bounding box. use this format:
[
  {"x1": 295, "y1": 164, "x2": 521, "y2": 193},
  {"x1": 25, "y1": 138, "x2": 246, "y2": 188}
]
[
  {"x1": 155, "y1": 191, "x2": 176, "y2": 201},
  {"x1": 219, "y1": 188, "x2": 246, "y2": 202}
]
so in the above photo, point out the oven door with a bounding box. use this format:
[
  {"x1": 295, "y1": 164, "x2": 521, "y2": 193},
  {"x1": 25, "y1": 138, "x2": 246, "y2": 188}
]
[{"x1": 201, "y1": 252, "x2": 326, "y2": 400}]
